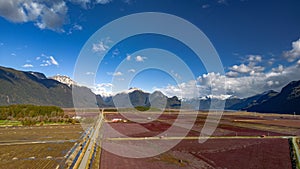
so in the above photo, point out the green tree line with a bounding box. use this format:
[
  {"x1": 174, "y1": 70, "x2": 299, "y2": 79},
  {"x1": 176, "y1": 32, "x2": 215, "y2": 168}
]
[{"x1": 0, "y1": 105, "x2": 76, "y2": 126}]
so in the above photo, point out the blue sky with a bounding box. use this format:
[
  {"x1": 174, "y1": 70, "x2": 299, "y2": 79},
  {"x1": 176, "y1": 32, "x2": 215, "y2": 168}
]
[{"x1": 0, "y1": 0, "x2": 300, "y2": 98}]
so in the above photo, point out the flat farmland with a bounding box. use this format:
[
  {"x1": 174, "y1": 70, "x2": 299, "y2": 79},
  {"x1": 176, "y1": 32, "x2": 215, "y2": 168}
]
[
  {"x1": 100, "y1": 139, "x2": 292, "y2": 169},
  {"x1": 0, "y1": 125, "x2": 83, "y2": 169},
  {"x1": 0, "y1": 125, "x2": 83, "y2": 142},
  {"x1": 99, "y1": 112, "x2": 299, "y2": 169},
  {"x1": 103, "y1": 112, "x2": 298, "y2": 138},
  {"x1": 0, "y1": 142, "x2": 74, "y2": 169}
]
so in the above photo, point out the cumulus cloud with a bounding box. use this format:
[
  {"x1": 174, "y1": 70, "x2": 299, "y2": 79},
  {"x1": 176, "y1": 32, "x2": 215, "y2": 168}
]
[
  {"x1": 0, "y1": 0, "x2": 27, "y2": 22},
  {"x1": 229, "y1": 64, "x2": 252, "y2": 74},
  {"x1": 92, "y1": 83, "x2": 113, "y2": 97},
  {"x1": 0, "y1": 0, "x2": 113, "y2": 32},
  {"x1": 271, "y1": 65, "x2": 284, "y2": 73},
  {"x1": 228, "y1": 55, "x2": 265, "y2": 76},
  {"x1": 0, "y1": 0, "x2": 68, "y2": 31},
  {"x1": 284, "y1": 38, "x2": 300, "y2": 62},
  {"x1": 248, "y1": 55, "x2": 262, "y2": 62},
  {"x1": 135, "y1": 55, "x2": 147, "y2": 62},
  {"x1": 155, "y1": 62, "x2": 300, "y2": 99},
  {"x1": 22, "y1": 64, "x2": 33, "y2": 68},
  {"x1": 226, "y1": 71, "x2": 239, "y2": 77},
  {"x1": 154, "y1": 80, "x2": 201, "y2": 99}
]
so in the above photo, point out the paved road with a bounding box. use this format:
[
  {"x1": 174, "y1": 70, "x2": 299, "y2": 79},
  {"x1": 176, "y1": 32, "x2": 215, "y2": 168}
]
[{"x1": 78, "y1": 110, "x2": 103, "y2": 169}]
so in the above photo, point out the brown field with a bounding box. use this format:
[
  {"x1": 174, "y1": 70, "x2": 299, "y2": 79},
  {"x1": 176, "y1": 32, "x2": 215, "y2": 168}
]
[
  {"x1": 98, "y1": 112, "x2": 299, "y2": 169},
  {"x1": 103, "y1": 112, "x2": 297, "y2": 138},
  {"x1": 0, "y1": 125, "x2": 83, "y2": 142},
  {"x1": 1, "y1": 111, "x2": 299, "y2": 168},
  {"x1": 100, "y1": 139, "x2": 292, "y2": 169},
  {"x1": 0, "y1": 125, "x2": 83, "y2": 169}
]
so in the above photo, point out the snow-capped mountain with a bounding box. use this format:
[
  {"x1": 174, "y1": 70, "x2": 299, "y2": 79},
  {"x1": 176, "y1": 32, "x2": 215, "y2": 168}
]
[
  {"x1": 121, "y1": 87, "x2": 144, "y2": 94},
  {"x1": 50, "y1": 75, "x2": 77, "y2": 87}
]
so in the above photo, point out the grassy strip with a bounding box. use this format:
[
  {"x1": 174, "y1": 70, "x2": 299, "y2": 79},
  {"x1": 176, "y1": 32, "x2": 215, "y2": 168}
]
[
  {"x1": 292, "y1": 137, "x2": 300, "y2": 169},
  {"x1": 0, "y1": 120, "x2": 22, "y2": 126},
  {"x1": 91, "y1": 145, "x2": 101, "y2": 169},
  {"x1": 0, "y1": 120, "x2": 79, "y2": 127}
]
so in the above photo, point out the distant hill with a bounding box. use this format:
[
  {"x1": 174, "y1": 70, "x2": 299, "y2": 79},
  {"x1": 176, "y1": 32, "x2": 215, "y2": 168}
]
[
  {"x1": 0, "y1": 66, "x2": 100, "y2": 108},
  {"x1": 104, "y1": 88, "x2": 181, "y2": 109},
  {"x1": 0, "y1": 66, "x2": 73, "y2": 107},
  {"x1": 227, "y1": 90, "x2": 278, "y2": 110},
  {"x1": 246, "y1": 81, "x2": 300, "y2": 114},
  {"x1": 1, "y1": 66, "x2": 299, "y2": 113},
  {"x1": 182, "y1": 82, "x2": 299, "y2": 115},
  {"x1": 0, "y1": 67, "x2": 180, "y2": 109}
]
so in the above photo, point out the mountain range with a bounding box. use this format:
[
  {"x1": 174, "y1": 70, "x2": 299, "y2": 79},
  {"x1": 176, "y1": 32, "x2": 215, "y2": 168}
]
[{"x1": 0, "y1": 66, "x2": 299, "y2": 114}]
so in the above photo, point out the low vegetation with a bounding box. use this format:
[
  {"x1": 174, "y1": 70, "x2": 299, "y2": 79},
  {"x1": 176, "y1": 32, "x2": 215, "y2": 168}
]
[{"x1": 0, "y1": 105, "x2": 77, "y2": 126}]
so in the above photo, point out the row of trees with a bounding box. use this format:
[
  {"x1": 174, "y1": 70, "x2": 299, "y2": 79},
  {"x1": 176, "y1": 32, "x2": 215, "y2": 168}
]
[{"x1": 0, "y1": 105, "x2": 77, "y2": 126}]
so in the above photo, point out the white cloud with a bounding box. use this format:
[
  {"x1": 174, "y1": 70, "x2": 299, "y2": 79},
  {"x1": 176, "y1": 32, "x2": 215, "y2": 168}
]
[
  {"x1": 86, "y1": 72, "x2": 95, "y2": 75},
  {"x1": 202, "y1": 4, "x2": 210, "y2": 8},
  {"x1": 229, "y1": 64, "x2": 252, "y2": 73},
  {"x1": 0, "y1": 43, "x2": 4, "y2": 46},
  {"x1": 135, "y1": 55, "x2": 147, "y2": 62},
  {"x1": 11, "y1": 53, "x2": 16, "y2": 56},
  {"x1": 154, "y1": 80, "x2": 201, "y2": 99},
  {"x1": 0, "y1": 0, "x2": 68, "y2": 32},
  {"x1": 113, "y1": 72, "x2": 123, "y2": 76},
  {"x1": 271, "y1": 65, "x2": 284, "y2": 73},
  {"x1": 22, "y1": 64, "x2": 33, "y2": 68},
  {"x1": 226, "y1": 71, "x2": 239, "y2": 77},
  {"x1": 92, "y1": 38, "x2": 112, "y2": 53},
  {"x1": 0, "y1": 0, "x2": 27, "y2": 22},
  {"x1": 128, "y1": 69, "x2": 136, "y2": 73},
  {"x1": 155, "y1": 62, "x2": 300, "y2": 99},
  {"x1": 217, "y1": 0, "x2": 227, "y2": 4},
  {"x1": 92, "y1": 83, "x2": 113, "y2": 97},
  {"x1": 229, "y1": 56, "x2": 265, "y2": 76},
  {"x1": 49, "y1": 56, "x2": 59, "y2": 66},
  {"x1": 68, "y1": 23, "x2": 83, "y2": 34},
  {"x1": 297, "y1": 60, "x2": 300, "y2": 66},
  {"x1": 126, "y1": 54, "x2": 131, "y2": 61},
  {"x1": 248, "y1": 55, "x2": 262, "y2": 62},
  {"x1": 0, "y1": 0, "x2": 115, "y2": 32},
  {"x1": 38, "y1": 54, "x2": 59, "y2": 67},
  {"x1": 69, "y1": 0, "x2": 91, "y2": 8},
  {"x1": 284, "y1": 38, "x2": 300, "y2": 62},
  {"x1": 95, "y1": 0, "x2": 113, "y2": 4},
  {"x1": 268, "y1": 58, "x2": 275, "y2": 65},
  {"x1": 107, "y1": 71, "x2": 123, "y2": 76}
]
